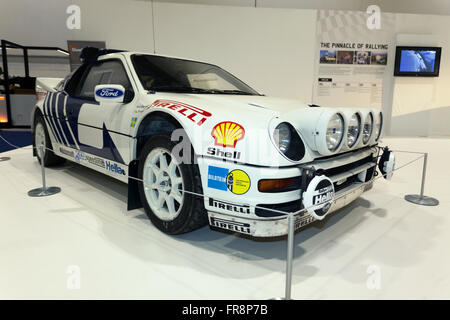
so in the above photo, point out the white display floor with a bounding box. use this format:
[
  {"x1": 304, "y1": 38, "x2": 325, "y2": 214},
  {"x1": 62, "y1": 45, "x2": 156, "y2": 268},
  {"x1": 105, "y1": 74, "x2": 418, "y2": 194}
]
[{"x1": 1, "y1": 137, "x2": 449, "y2": 299}]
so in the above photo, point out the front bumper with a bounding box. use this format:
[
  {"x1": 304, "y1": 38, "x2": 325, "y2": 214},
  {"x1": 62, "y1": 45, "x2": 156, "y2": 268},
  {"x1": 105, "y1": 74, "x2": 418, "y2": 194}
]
[
  {"x1": 208, "y1": 179, "x2": 374, "y2": 237},
  {"x1": 201, "y1": 146, "x2": 380, "y2": 237}
]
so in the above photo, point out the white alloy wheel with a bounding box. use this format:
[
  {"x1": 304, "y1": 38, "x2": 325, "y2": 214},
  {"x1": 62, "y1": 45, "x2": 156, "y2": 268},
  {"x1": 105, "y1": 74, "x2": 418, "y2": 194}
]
[
  {"x1": 35, "y1": 122, "x2": 46, "y2": 159},
  {"x1": 143, "y1": 147, "x2": 184, "y2": 221}
]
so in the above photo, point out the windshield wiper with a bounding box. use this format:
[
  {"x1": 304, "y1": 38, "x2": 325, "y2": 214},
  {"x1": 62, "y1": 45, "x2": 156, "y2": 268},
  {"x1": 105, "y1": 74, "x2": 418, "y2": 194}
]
[
  {"x1": 150, "y1": 85, "x2": 210, "y2": 93},
  {"x1": 215, "y1": 89, "x2": 254, "y2": 95},
  {"x1": 149, "y1": 86, "x2": 255, "y2": 95}
]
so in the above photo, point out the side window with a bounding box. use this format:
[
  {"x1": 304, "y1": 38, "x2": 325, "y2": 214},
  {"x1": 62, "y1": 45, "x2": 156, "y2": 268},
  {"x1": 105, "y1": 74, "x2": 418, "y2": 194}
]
[
  {"x1": 65, "y1": 64, "x2": 88, "y2": 96},
  {"x1": 78, "y1": 60, "x2": 132, "y2": 99}
]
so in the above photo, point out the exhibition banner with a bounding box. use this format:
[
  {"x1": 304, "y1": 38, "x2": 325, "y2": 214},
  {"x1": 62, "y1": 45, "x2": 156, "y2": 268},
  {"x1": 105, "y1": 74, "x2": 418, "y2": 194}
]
[{"x1": 313, "y1": 10, "x2": 395, "y2": 108}]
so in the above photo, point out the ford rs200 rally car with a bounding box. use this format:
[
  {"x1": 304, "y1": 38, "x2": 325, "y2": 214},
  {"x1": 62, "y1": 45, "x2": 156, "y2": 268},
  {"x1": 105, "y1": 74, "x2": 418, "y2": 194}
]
[{"x1": 31, "y1": 48, "x2": 394, "y2": 237}]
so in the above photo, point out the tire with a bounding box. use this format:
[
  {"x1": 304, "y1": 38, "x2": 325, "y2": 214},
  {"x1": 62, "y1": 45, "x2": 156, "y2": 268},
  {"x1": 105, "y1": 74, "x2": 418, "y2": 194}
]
[
  {"x1": 137, "y1": 134, "x2": 207, "y2": 234},
  {"x1": 33, "y1": 114, "x2": 65, "y2": 166}
]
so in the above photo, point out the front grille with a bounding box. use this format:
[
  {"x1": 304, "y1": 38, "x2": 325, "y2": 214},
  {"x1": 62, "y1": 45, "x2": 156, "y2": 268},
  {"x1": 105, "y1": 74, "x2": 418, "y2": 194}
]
[
  {"x1": 255, "y1": 153, "x2": 376, "y2": 217},
  {"x1": 320, "y1": 154, "x2": 375, "y2": 177},
  {"x1": 324, "y1": 155, "x2": 376, "y2": 193},
  {"x1": 315, "y1": 146, "x2": 372, "y2": 161},
  {"x1": 255, "y1": 200, "x2": 303, "y2": 217},
  {"x1": 333, "y1": 175, "x2": 359, "y2": 193}
]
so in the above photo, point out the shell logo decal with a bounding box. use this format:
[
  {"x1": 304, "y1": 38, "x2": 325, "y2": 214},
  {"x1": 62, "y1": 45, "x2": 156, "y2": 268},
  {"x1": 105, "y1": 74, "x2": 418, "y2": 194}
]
[{"x1": 211, "y1": 122, "x2": 245, "y2": 148}]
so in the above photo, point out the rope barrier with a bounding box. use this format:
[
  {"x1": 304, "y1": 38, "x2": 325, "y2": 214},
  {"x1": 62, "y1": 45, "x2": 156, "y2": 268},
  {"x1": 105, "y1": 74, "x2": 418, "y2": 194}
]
[{"x1": 0, "y1": 132, "x2": 426, "y2": 217}]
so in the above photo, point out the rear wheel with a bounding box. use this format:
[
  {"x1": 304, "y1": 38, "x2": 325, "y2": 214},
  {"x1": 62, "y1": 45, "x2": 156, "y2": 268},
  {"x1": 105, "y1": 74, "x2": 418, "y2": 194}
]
[
  {"x1": 33, "y1": 115, "x2": 65, "y2": 166},
  {"x1": 137, "y1": 134, "x2": 207, "y2": 234}
]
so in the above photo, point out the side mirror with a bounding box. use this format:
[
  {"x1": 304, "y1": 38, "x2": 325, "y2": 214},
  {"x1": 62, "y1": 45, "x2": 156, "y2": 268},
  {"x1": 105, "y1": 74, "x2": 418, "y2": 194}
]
[
  {"x1": 94, "y1": 84, "x2": 131, "y2": 103},
  {"x1": 123, "y1": 89, "x2": 135, "y2": 104}
]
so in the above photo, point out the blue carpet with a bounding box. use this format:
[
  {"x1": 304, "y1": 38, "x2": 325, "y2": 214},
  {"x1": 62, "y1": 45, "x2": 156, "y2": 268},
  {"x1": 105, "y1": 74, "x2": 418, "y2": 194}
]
[{"x1": 0, "y1": 130, "x2": 32, "y2": 153}]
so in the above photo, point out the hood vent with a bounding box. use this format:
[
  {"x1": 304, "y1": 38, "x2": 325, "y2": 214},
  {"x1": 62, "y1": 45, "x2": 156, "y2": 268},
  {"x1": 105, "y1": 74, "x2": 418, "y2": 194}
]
[{"x1": 248, "y1": 103, "x2": 267, "y2": 109}]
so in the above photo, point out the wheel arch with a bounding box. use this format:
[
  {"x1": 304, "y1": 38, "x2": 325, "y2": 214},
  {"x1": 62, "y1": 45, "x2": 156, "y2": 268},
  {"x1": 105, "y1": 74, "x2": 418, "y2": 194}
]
[
  {"x1": 128, "y1": 110, "x2": 193, "y2": 211},
  {"x1": 134, "y1": 110, "x2": 187, "y2": 160}
]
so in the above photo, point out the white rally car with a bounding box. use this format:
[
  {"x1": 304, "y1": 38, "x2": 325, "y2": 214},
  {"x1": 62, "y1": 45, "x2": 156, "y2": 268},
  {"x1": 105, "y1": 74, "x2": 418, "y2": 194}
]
[{"x1": 32, "y1": 48, "x2": 394, "y2": 237}]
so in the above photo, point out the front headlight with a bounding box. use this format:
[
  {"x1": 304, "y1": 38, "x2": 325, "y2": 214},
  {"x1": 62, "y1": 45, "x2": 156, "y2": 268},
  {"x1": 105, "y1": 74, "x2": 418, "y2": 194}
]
[
  {"x1": 373, "y1": 112, "x2": 383, "y2": 141},
  {"x1": 347, "y1": 113, "x2": 361, "y2": 148},
  {"x1": 273, "y1": 123, "x2": 291, "y2": 153},
  {"x1": 362, "y1": 113, "x2": 373, "y2": 144},
  {"x1": 273, "y1": 122, "x2": 305, "y2": 161},
  {"x1": 326, "y1": 113, "x2": 344, "y2": 151}
]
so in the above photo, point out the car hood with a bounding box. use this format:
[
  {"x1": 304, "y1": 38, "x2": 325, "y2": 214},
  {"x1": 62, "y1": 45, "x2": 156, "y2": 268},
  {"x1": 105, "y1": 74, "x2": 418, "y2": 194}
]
[
  {"x1": 141, "y1": 93, "x2": 311, "y2": 118},
  {"x1": 138, "y1": 92, "x2": 378, "y2": 165}
]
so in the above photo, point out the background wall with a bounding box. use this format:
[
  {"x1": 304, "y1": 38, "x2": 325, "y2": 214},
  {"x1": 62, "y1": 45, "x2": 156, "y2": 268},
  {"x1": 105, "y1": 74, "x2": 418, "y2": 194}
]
[
  {"x1": 0, "y1": 0, "x2": 71, "y2": 77},
  {"x1": 69, "y1": 0, "x2": 155, "y2": 53},
  {"x1": 1, "y1": 0, "x2": 450, "y2": 136},
  {"x1": 153, "y1": 3, "x2": 316, "y2": 100},
  {"x1": 389, "y1": 15, "x2": 450, "y2": 136},
  {"x1": 156, "y1": 0, "x2": 450, "y2": 16}
]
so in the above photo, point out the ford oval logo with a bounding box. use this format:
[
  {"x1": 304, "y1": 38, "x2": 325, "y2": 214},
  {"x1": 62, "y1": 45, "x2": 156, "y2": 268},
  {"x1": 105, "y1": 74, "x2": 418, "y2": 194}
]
[{"x1": 95, "y1": 88, "x2": 124, "y2": 98}]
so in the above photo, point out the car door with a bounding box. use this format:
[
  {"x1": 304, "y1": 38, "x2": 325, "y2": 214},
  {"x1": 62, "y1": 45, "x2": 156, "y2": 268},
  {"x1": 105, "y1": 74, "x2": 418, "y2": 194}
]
[{"x1": 63, "y1": 59, "x2": 135, "y2": 166}]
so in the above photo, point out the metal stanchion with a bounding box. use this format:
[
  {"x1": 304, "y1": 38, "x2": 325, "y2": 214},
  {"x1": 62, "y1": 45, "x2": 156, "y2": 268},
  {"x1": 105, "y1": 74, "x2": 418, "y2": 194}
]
[
  {"x1": 271, "y1": 213, "x2": 295, "y2": 300},
  {"x1": 0, "y1": 156, "x2": 11, "y2": 162},
  {"x1": 285, "y1": 212, "x2": 295, "y2": 300},
  {"x1": 28, "y1": 144, "x2": 61, "y2": 197},
  {"x1": 404, "y1": 152, "x2": 439, "y2": 206}
]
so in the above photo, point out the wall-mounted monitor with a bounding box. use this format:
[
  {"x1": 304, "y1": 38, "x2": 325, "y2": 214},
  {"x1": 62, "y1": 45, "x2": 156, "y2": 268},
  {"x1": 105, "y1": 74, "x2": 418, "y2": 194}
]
[{"x1": 394, "y1": 46, "x2": 442, "y2": 77}]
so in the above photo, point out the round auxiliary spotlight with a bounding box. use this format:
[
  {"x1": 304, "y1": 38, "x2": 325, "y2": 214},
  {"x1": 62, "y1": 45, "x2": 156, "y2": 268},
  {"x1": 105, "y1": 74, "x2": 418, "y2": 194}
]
[
  {"x1": 362, "y1": 112, "x2": 373, "y2": 145},
  {"x1": 374, "y1": 112, "x2": 383, "y2": 141},
  {"x1": 326, "y1": 113, "x2": 344, "y2": 152},
  {"x1": 347, "y1": 113, "x2": 361, "y2": 148},
  {"x1": 378, "y1": 147, "x2": 395, "y2": 180},
  {"x1": 302, "y1": 175, "x2": 335, "y2": 220}
]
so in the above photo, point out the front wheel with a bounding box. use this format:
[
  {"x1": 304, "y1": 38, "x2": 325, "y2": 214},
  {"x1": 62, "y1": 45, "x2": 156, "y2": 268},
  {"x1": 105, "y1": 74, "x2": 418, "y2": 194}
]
[
  {"x1": 137, "y1": 134, "x2": 207, "y2": 234},
  {"x1": 33, "y1": 115, "x2": 65, "y2": 166}
]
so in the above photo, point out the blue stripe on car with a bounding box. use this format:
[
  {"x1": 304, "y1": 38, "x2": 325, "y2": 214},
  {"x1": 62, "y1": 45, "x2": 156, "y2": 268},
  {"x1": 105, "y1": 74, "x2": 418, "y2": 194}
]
[
  {"x1": 65, "y1": 97, "x2": 125, "y2": 164},
  {"x1": 56, "y1": 92, "x2": 75, "y2": 147}
]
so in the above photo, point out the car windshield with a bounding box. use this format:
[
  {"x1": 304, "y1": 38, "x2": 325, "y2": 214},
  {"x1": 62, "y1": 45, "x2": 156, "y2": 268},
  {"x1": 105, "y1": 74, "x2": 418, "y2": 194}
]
[{"x1": 131, "y1": 54, "x2": 259, "y2": 95}]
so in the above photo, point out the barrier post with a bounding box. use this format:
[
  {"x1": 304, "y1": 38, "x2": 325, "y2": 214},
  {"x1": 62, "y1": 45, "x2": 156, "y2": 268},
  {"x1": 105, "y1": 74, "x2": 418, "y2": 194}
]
[
  {"x1": 28, "y1": 144, "x2": 61, "y2": 197},
  {"x1": 270, "y1": 212, "x2": 295, "y2": 300},
  {"x1": 404, "y1": 152, "x2": 439, "y2": 206},
  {"x1": 285, "y1": 212, "x2": 295, "y2": 300}
]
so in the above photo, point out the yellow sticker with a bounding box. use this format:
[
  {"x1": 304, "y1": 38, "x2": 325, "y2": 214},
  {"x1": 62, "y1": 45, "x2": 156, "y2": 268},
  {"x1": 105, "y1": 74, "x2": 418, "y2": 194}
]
[{"x1": 226, "y1": 170, "x2": 250, "y2": 195}]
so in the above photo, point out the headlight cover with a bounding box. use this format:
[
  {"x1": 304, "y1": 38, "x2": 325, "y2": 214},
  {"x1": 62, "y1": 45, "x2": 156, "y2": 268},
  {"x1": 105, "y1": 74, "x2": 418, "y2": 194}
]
[
  {"x1": 326, "y1": 113, "x2": 344, "y2": 151},
  {"x1": 373, "y1": 112, "x2": 383, "y2": 141},
  {"x1": 362, "y1": 113, "x2": 373, "y2": 144},
  {"x1": 273, "y1": 122, "x2": 305, "y2": 161},
  {"x1": 347, "y1": 113, "x2": 361, "y2": 148},
  {"x1": 274, "y1": 122, "x2": 291, "y2": 153}
]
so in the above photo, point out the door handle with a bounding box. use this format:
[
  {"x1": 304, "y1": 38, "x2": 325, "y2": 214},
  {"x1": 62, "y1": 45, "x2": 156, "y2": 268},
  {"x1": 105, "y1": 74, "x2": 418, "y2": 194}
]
[{"x1": 68, "y1": 107, "x2": 74, "y2": 115}]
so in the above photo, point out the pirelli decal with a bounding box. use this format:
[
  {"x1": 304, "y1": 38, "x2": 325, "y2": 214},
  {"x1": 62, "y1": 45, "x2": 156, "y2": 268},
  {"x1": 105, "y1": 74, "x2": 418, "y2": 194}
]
[
  {"x1": 294, "y1": 215, "x2": 315, "y2": 230},
  {"x1": 208, "y1": 198, "x2": 250, "y2": 214},
  {"x1": 147, "y1": 99, "x2": 212, "y2": 126},
  {"x1": 209, "y1": 217, "x2": 251, "y2": 235}
]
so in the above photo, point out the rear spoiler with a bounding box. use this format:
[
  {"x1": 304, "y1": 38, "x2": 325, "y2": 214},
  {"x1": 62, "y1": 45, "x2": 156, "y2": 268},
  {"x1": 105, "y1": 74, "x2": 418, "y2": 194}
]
[{"x1": 35, "y1": 77, "x2": 63, "y2": 92}]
